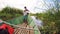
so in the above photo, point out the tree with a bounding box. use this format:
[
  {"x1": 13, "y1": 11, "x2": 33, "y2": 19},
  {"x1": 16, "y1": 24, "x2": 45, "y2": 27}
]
[{"x1": 0, "y1": 7, "x2": 23, "y2": 21}]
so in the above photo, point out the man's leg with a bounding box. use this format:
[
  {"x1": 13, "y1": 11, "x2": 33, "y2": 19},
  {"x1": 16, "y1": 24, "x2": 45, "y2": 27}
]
[{"x1": 23, "y1": 15, "x2": 28, "y2": 24}]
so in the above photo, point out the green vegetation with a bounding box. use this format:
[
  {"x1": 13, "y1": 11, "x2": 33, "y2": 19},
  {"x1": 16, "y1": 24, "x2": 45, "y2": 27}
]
[
  {"x1": 34, "y1": 8, "x2": 60, "y2": 34},
  {"x1": 0, "y1": 7, "x2": 23, "y2": 21}
]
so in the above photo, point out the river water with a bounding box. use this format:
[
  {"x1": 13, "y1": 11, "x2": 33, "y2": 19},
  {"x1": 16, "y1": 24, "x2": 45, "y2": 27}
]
[{"x1": 31, "y1": 16, "x2": 43, "y2": 27}]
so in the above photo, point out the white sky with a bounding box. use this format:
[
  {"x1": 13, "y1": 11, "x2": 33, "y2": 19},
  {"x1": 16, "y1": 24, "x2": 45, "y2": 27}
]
[{"x1": 0, "y1": 0, "x2": 53, "y2": 13}]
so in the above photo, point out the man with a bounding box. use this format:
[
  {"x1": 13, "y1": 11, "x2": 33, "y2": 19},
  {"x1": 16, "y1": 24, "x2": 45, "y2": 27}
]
[
  {"x1": 23, "y1": 6, "x2": 29, "y2": 24},
  {"x1": 35, "y1": 17, "x2": 43, "y2": 27},
  {"x1": 35, "y1": 17, "x2": 43, "y2": 34},
  {"x1": 0, "y1": 19, "x2": 14, "y2": 34}
]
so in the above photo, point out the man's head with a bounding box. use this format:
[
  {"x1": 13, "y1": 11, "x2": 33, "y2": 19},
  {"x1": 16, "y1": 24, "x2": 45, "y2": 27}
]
[
  {"x1": 24, "y1": 6, "x2": 27, "y2": 9},
  {"x1": 24, "y1": 6, "x2": 29, "y2": 11},
  {"x1": 36, "y1": 16, "x2": 38, "y2": 19}
]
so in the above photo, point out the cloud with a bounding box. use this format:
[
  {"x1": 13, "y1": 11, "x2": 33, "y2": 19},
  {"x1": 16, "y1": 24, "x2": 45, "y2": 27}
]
[
  {"x1": 0, "y1": 0, "x2": 36, "y2": 11},
  {"x1": 0, "y1": 0, "x2": 53, "y2": 13}
]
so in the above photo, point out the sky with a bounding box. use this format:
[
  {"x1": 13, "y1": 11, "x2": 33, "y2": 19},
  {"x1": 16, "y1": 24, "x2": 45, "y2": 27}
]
[{"x1": 0, "y1": 0, "x2": 54, "y2": 13}]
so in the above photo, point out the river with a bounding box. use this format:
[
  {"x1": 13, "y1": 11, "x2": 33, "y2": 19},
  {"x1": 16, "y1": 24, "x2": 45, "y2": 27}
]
[{"x1": 31, "y1": 16, "x2": 43, "y2": 27}]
